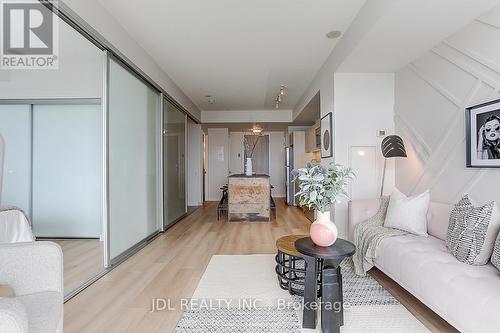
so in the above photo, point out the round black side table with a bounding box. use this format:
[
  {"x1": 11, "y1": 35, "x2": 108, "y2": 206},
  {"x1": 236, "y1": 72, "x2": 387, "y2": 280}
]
[{"x1": 295, "y1": 237, "x2": 356, "y2": 333}]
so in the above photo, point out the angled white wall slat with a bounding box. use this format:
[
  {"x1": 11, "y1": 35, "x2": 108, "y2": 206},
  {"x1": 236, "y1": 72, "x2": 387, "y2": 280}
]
[{"x1": 395, "y1": 5, "x2": 500, "y2": 205}]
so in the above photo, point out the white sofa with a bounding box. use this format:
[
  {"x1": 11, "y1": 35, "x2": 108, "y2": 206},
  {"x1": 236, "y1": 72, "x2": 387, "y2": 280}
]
[
  {"x1": 0, "y1": 242, "x2": 63, "y2": 332},
  {"x1": 348, "y1": 198, "x2": 500, "y2": 333}
]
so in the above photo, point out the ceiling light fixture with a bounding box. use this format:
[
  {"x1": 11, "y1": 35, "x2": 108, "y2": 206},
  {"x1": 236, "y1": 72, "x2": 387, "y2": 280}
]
[
  {"x1": 275, "y1": 85, "x2": 286, "y2": 109},
  {"x1": 205, "y1": 95, "x2": 215, "y2": 104},
  {"x1": 326, "y1": 30, "x2": 342, "y2": 39},
  {"x1": 280, "y1": 85, "x2": 286, "y2": 96}
]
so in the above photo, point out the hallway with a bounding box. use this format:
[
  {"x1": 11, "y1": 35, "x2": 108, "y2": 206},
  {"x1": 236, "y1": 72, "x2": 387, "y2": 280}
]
[
  {"x1": 63, "y1": 199, "x2": 455, "y2": 332},
  {"x1": 63, "y1": 200, "x2": 310, "y2": 332}
]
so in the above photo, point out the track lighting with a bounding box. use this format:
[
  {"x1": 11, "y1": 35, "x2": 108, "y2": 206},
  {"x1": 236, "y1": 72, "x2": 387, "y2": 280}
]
[{"x1": 275, "y1": 85, "x2": 286, "y2": 109}]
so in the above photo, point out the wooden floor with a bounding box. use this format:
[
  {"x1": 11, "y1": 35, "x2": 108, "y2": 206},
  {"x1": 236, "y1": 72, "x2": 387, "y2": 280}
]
[
  {"x1": 64, "y1": 199, "x2": 456, "y2": 332},
  {"x1": 55, "y1": 239, "x2": 104, "y2": 294}
]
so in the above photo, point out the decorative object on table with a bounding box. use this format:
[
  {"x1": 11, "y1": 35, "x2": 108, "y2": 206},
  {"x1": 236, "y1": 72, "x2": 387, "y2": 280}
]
[
  {"x1": 245, "y1": 158, "x2": 253, "y2": 176},
  {"x1": 295, "y1": 237, "x2": 356, "y2": 333},
  {"x1": 292, "y1": 161, "x2": 354, "y2": 246},
  {"x1": 466, "y1": 99, "x2": 500, "y2": 168},
  {"x1": 380, "y1": 135, "x2": 407, "y2": 196},
  {"x1": 320, "y1": 112, "x2": 333, "y2": 158},
  {"x1": 384, "y1": 188, "x2": 430, "y2": 236},
  {"x1": 446, "y1": 195, "x2": 500, "y2": 265},
  {"x1": 243, "y1": 132, "x2": 262, "y2": 176}
]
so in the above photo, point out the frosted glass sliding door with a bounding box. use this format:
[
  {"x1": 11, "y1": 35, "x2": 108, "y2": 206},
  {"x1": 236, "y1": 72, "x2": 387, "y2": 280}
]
[
  {"x1": 32, "y1": 104, "x2": 101, "y2": 238},
  {"x1": 0, "y1": 105, "x2": 31, "y2": 213},
  {"x1": 108, "y1": 58, "x2": 161, "y2": 261},
  {"x1": 163, "y1": 99, "x2": 186, "y2": 226}
]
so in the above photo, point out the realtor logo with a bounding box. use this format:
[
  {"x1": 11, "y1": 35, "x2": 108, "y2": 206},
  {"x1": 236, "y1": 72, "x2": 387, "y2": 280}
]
[{"x1": 1, "y1": 0, "x2": 58, "y2": 69}]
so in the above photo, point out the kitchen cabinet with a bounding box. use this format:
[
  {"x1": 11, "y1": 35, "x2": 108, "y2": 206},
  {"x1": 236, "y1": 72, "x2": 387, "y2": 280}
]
[{"x1": 305, "y1": 122, "x2": 321, "y2": 153}]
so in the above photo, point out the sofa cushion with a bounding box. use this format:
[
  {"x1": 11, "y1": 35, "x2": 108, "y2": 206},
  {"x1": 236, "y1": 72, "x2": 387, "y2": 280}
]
[
  {"x1": 384, "y1": 189, "x2": 429, "y2": 236},
  {"x1": 492, "y1": 231, "x2": 500, "y2": 271},
  {"x1": 17, "y1": 291, "x2": 63, "y2": 333},
  {"x1": 0, "y1": 297, "x2": 28, "y2": 333},
  {"x1": 426, "y1": 202, "x2": 452, "y2": 241},
  {"x1": 446, "y1": 195, "x2": 500, "y2": 265},
  {"x1": 375, "y1": 235, "x2": 500, "y2": 333}
]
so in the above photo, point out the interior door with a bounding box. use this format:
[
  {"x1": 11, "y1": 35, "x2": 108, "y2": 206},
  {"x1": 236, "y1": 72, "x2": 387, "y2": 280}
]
[
  {"x1": 350, "y1": 145, "x2": 378, "y2": 199},
  {"x1": 163, "y1": 98, "x2": 186, "y2": 227},
  {"x1": 32, "y1": 104, "x2": 101, "y2": 238}
]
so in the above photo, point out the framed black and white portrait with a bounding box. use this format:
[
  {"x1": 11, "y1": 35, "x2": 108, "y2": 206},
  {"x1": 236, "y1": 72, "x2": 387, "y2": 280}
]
[
  {"x1": 466, "y1": 99, "x2": 500, "y2": 168},
  {"x1": 320, "y1": 112, "x2": 333, "y2": 158}
]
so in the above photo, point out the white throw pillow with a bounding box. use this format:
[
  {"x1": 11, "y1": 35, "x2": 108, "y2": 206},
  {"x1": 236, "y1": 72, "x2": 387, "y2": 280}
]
[{"x1": 384, "y1": 188, "x2": 430, "y2": 236}]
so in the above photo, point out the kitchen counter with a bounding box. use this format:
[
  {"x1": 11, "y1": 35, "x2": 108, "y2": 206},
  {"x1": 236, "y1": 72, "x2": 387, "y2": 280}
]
[
  {"x1": 228, "y1": 174, "x2": 270, "y2": 222},
  {"x1": 228, "y1": 174, "x2": 270, "y2": 178}
]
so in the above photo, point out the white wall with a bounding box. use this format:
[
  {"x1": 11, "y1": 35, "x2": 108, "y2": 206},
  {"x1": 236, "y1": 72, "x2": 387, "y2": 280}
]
[
  {"x1": 202, "y1": 110, "x2": 293, "y2": 123},
  {"x1": 227, "y1": 131, "x2": 286, "y2": 197},
  {"x1": 206, "y1": 128, "x2": 229, "y2": 201},
  {"x1": 293, "y1": 131, "x2": 307, "y2": 169},
  {"x1": 293, "y1": 72, "x2": 395, "y2": 239},
  {"x1": 229, "y1": 132, "x2": 245, "y2": 175},
  {"x1": 333, "y1": 73, "x2": 395, "y2": 237},
  {"x1": 187, "y1": 120, "x2": 203, "y2": 206},
  {"x1": 394, "y1": 5, "x2": 500, "y2": 206},
  {"x1": 61, "y1": 0, "x2": 201, "y2": 121},
  {"x1": 0, "y1": 14, "x2": 102, "y2": 99}
]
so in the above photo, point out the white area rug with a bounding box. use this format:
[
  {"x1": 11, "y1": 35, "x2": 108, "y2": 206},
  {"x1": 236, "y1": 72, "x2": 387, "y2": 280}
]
[{"x1": 175, "y1": 255, "x2": 429, "y2": 333}]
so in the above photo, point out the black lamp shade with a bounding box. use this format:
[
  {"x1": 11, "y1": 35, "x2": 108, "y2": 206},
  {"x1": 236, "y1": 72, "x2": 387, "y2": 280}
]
[{"x1": 381, "y1": 135, "x2": 407, "y2": 158}]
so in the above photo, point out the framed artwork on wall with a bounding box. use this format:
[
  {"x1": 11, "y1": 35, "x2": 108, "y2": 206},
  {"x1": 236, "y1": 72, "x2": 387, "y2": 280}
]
[
  {"x1": 320, "y1": 112, "x2": 333, "y2": 158},
  {"x1": 466, "y1": 99, "x2": 500, "y2": 168}
]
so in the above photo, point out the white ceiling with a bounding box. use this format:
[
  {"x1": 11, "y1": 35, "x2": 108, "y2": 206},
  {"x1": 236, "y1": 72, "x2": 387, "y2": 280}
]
[
  {"x1": 337, "y1": 0, "x2": 500, "y2": 72},
  {"x1": 96, "y1": 0, "x2": 366, "y2": 111}
]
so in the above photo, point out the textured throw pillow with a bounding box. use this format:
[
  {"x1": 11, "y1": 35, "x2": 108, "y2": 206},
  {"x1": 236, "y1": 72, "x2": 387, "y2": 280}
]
[
  {"x1": 384, "y1": 188, "x2": 430, "y2": 236},
  {"x1": 492, "y1": 232, "x2": 500, "y2": 271},
  {"x1": 446, "y1": 195, "x2": 500, "y2": 265}
]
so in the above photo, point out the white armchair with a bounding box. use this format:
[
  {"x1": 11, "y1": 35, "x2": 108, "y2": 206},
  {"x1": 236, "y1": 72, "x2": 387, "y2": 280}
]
[{"x1": 0, "y1": 242, "x2": 63, "y2": 332}]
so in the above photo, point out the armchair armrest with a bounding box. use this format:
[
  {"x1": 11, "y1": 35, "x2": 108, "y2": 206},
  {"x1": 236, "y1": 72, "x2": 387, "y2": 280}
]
[
  {"x1": 0, "y1": 242, "x2": 63, "y2": 296},
  {"x1": 347, "y1": 198, "x2": 382, "y2": 242}
]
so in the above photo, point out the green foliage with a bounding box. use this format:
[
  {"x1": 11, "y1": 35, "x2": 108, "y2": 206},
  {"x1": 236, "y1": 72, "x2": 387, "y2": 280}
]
[{"x1": 292, "y1": 161, "x2": 355, "y2": 213}]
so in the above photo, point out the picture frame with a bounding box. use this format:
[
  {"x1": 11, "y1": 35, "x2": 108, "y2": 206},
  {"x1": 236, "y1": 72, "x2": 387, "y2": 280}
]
[
  {"x1": 320, "y1": 112, "x2": 333, "y2": 158},
  {"x1": 466, "y1": 98, "x2": 500, "y2": 168}
]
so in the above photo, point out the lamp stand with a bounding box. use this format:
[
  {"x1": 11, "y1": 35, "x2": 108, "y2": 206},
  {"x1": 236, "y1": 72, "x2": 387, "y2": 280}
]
[{"x1": 380, "y1": 158, "x2": 387, "y2": 197}]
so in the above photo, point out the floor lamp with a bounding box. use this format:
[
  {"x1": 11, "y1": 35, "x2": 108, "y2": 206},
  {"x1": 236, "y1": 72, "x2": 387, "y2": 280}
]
[{"x1": 380, "y1": 135, "x2": 407, "y2": 197}]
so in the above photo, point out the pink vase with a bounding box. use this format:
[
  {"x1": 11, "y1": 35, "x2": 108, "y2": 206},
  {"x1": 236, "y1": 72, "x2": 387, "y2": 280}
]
[{"x1": 310, "y1": 210, "x2": 338, "y2": 246}]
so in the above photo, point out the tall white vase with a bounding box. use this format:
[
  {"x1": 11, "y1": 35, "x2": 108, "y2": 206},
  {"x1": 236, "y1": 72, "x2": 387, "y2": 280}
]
[
  {"x1": 310, "y1": 210, "x2": 338, "y2": 246},
  {"x1": 245, "y1": 158, "x2": 253, "y2": 176}
]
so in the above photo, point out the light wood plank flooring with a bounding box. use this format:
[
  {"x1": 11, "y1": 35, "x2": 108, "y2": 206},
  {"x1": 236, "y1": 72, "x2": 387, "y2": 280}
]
[
  {"x1": 55, "y1": 239, "x2": 104, "y2": 294},
  {"x1": 64, "y1": 199, "x2": 456, "y2": 332}
]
